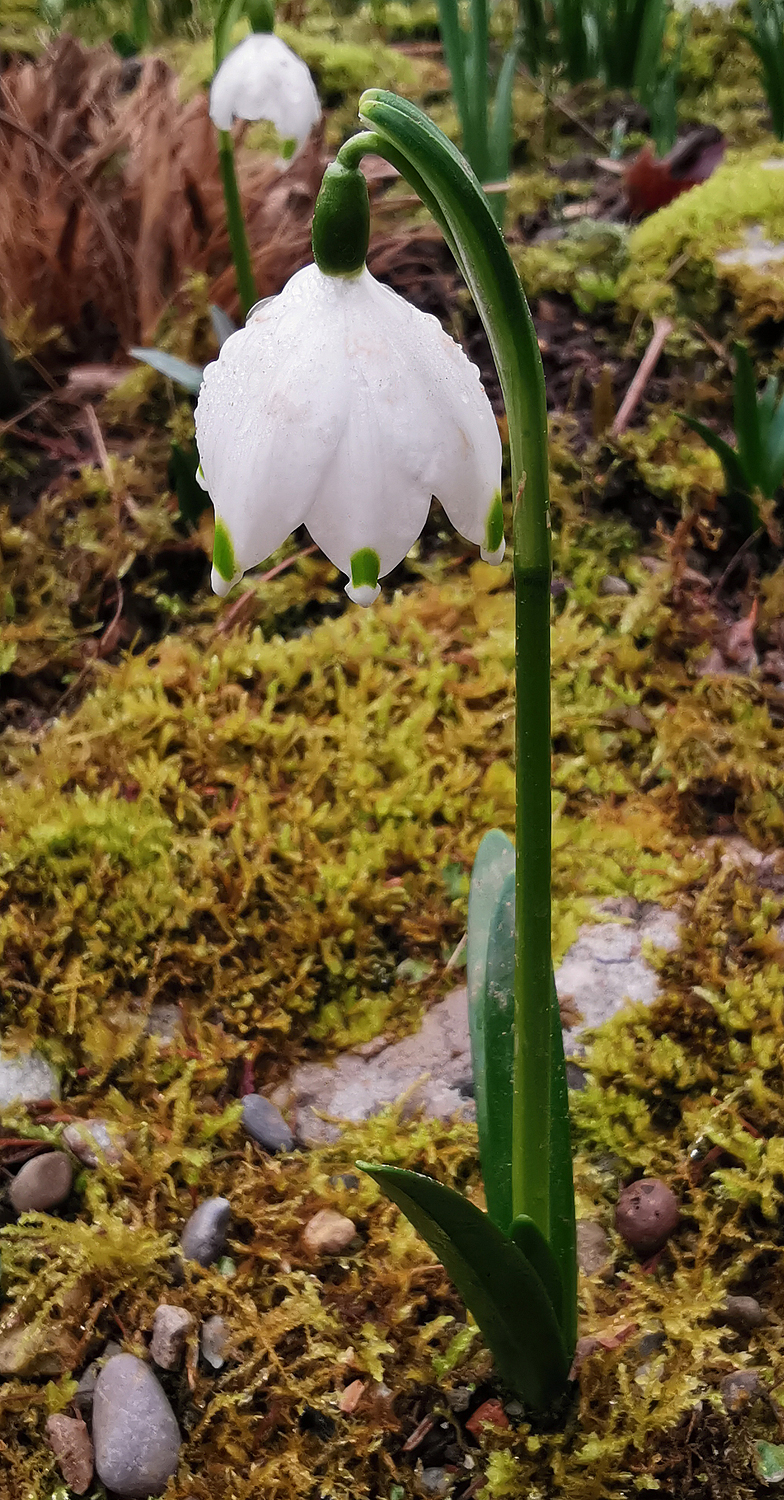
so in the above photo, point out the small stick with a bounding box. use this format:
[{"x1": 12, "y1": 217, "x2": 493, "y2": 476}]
[{"x1": 611, "y1": 317, "x2": 673, "y2": 436}]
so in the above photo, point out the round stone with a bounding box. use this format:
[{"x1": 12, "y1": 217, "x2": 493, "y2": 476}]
[
  {"x1": 723, "y1": 1295, "x2": 765, "y2": 1330},
  {"x1": 9, "y1": 1152, "x2": 73, "y2": 1213},
  {"x1": 302, "y1": 1209, "x2": 357, "y2": 1256},
  {"x1": 721, "y1": 1368, "x2": 761, "y2": 1413},
  {"x1": 242, "y1": 1093, "x2": 294, "y2": 1153},
  {"x1": 63, "y1": 1119, "x2": 127, "y2": 1167},
  {"x1": 180, "y1": 1197, "x2": 231, "y2": 1267},
  {"x1": 615, "y1": 1178, "x2": 679, "y2": 1255},
  {"x1": 92, "y1": 1353, "x2": 181, "y2": 1498}
]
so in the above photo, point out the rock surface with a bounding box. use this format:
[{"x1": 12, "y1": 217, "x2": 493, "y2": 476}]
[
  {"x1": 242, "y1": 1092, "x2": 294, "y2": 1152},
  {"x1": 723, "y1": 1294, "x2": 765, "y2": 1331},
  {"x1": 150, "y1": 1305, "x2": 194, "y2": 1370},
  {"x1": 0, "y1": 1047, "x2": 59, "y2": 1109},
  {"x1": 274, "y1": 901, "x2": 681, "y2": 1138},
  {"x1": 63, "y1": 1118, "x2": 127, "y2": 1167},
  {"x1": 92, "y1": 1353, "x2": 181, "y2": 1498},
  {"x1": 180, "y1": 1197, "x2": 230, "y2": 1267},
  {"x1": 9, "y1": 1151, "x2": 73, "y2": 1212},
  {"x1": 302, "y1": 1209, "x2": 357, "y2": 1256},
  {"x1": 576, "y1": 1221, "x2": 612, "y2": 1277},
  {"x1": 201, "y1": 1315, "x2": 229, "y2": 1369},
  {"x1": 46, "y1": 1413, "x2": 94, "y2": 1495},
  {"x1": 721, "y1": 1368, "x2": 761, "y2": 1413}
]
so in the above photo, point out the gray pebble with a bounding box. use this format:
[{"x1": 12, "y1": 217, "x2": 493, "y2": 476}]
[
  {"x1": 0, "y1": 1047, "x2": 59, "y2": 1108},
  {"x1": 180, "y1": 1197, "x2": 230, "y2": 1267},
  {"x1": 600, "y1": 574, "x2": 632, "y2": 596},
  {"x1": 721, "y1": 1368, "x2": 761, "y2": 1413},
  {"x1": 9, "y1": 1151, "x2": 72, "y2": 1212},
  {"x1": 576, "y1": 1221, "x2": 611, "y2": 1277},
  {"x1": 151, "y1": 1305, "x2": 193, "y2": 1370},
  {"x1": 201, "y1": 1314, "x2": 229, "y2": 1369},
  {"x1": 723, "y1": 1295, "x2": 765, "y2": 1331},
  {"x1": 421, "y1": 1468, "x2": 450, "y2": 1496},
  {"x1": 445, "y1": 1386, "x2": 471, "y2": 1413},
  {"x1": 63, "y1": 1119, "x2": 127, "y2": 1167},
  {"x1": 242, "y1": 1093, "x2": 294, "y2": 1153},
  {"x1": 74, "y1": 1342, "x2": 123, "y2": 1414},
  {"x1": 93, "y1": 1353, "x2": 181, "y2": 1498}
]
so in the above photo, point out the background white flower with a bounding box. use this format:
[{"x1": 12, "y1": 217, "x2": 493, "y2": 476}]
[
  {"x1": 195, "y1": 262, "x2": 504, "y2": 605},
  {"x1": 210, "y1": 32, "x2": 321, "y2": 152}
]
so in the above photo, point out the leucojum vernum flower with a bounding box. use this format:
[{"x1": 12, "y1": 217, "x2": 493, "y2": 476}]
[
  {"x1": 210, "y1": 30, "x2": 320, "y2": 155},
  {"x1": 201, "y1": 87, "x2": 577, "y2": 1417}
]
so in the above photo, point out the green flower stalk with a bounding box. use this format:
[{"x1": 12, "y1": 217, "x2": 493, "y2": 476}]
[{"x1": 197, "y1": 92, "x2": 576, "y2": 1412}]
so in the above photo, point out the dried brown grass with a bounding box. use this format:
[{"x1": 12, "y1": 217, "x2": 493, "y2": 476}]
[{"x1": 0, "y1": 35, "x2": 324, "y2": 347}]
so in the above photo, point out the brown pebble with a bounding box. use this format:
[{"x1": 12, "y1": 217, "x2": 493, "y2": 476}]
[
  {"x1": 63, "y1": 1119, "x2": 127, "y2": 1168},
  {"x1": 9, "y1": 1151, "x2": 73, "y2": 1213},
  {"x1": 151, "y1": 1304, "x2": 194, "y2": 1370},
  {"x1": 615, "y1": 1178, "x2": 679, "y2": 1256},
  {"x1": 46, "y1": 1413, "x2": 94, "y2": 1495},
  {"x1": 721, "y1": 1368, "x2": 761, "y2": 1413},
  {"x1": 576, "y1": 1221, "x2": 611, "y2": 1277},
  {"x1": 302, "y1": 1209, "x2": 357, "y2": 1256},
  {"x1": 723, "y1": 1295, "x2": 765, "y2": 1331}
]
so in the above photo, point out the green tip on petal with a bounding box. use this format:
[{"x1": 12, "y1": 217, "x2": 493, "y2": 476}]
[
  {"x1": 481, "y1": 492, "x2": 505, "y2": 564},
  {"x1": 346, "y1": 546, "x2": 381, "y2": 606},
  {"x1": 213, "y1": 518, "x2": 237, "y2": 586}
]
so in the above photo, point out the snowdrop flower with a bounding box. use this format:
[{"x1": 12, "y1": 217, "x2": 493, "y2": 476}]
[
  {"x1": 195, "y1": 261, "x2": 504, "y2": 605},
  {"x1": 210, "y1": 32, "x2": 321, "y2": 155}
]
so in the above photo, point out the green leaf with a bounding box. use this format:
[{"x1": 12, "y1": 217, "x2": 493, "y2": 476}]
[
  {"x1": 168, "y1": 441, "x2": 210, "y2": 530},
  {"x1": 548, "y1": 965, "x2": 576, "y2": 1354},
  {"x1": 130, "y1": 347, "x2": 204, "y2": 394},
  {"x1": 508, "y1": 1213, "x2": 562, "y2": 1321},
  {"x1": 488, "y1": 40, "x2": 519, "y2": 185},
  {"x1": 467, "y1": 831, "x2": 515, "y2": 1234},
  {"x1": 681, "y1": 415, "x2": 750, "y2": 497},
  {"x1": 358, "y1": 1163, "x2": 569, "y2": 1410}
]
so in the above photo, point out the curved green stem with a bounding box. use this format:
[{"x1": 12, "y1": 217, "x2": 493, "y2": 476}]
[{"x1": 353, "y1": 91, "x2": 554, "y2": 1241}]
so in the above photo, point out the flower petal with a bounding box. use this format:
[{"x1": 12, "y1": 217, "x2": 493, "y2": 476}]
[
  {"x1": 209, "y1": 33, "x2": 321, "y2": 149},
  {"x1": 195, "y1": 266, "x2": 350, "y2": 588}
]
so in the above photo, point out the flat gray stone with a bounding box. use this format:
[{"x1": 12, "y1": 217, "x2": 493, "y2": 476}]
[
  {"x1": 276, "y1": 902, "x2": 681, "y2": 1135},
  {"x1": 150, "y1": 1305, "x2": 193, "y2": 1370},
  {"x1": 93, "y1": 1354, "x2": 181, "y2": 1498},
  {"x1": 180, "y1": 1197, "x2": 230, "y2": 1267},
  {"x1": 0, "y1": 1048, "x2": 59, "y2": 1109}
]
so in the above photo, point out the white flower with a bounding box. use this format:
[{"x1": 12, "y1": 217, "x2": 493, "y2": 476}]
[
  {"x1": 195, "y1": 262, "x2": 504, "y2": 605},
  {"x1": 209, "y1": 32, "x2": 321, "y2": 153}
]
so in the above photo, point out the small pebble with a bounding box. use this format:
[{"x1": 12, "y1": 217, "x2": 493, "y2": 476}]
[
  {"x1": 201, "y1": 1314, "x2": 229, "y2": 1369},
  {"x1": 576, "y1": 1221, "x2": 611, "y2": 1277},
  {"x1": 9, "y1": 1151, "x2": 72, "y2": 1212},
  {"x1": 46, "y1": 1413, "x2": 94, "y2": 1495},
  {"x1": 242, "y1": 1093, "x2": 294, "y2": 1153},
  {"x1": 92, "y1": 1353, "x2": 181, "y2": 1498},
  {"x1": 180, "y1": 1197, "x2": 231, "y2": 1267},
  {"x1": 63, "y1": 1119, "x2": 127, "y2": 1167},
  {"x1": 329, "y1": 1173, "x2": 360, "y2": 1191},
  {"x1": 637, "y1": 1330, "x2": 666, "y2": 1359},
  {"x1": 151, "y1": 1305, "x2": 193, "y2": 1370},
  {"x1": 421, "y1": 1468, "x2": 449, "y2": 1496},
  {"x1": 600, "y1": 574, "x2": 632, "y2": 596},
  {"x1": 723, "y1": 1295, "x2": 765, "y2": 1331},
  {"x1": 0, "y1": 1047, "x2": 59, "y2": 1108},
  {"x1": 615, "y1": 1178, "x2": 679, "y2": 1255},
  {"x1": 721, "y1": 1368, "x2": 761, "y2": 1413},
  {"x1": 445, "y1": 1387, "x2": 471, "y2": 1413},
  {"x1": 302, "y1": 1209, "x2": 357, "y2": 1256},
  {"x1": 465, "y1": 1399, "x2": 509, "y2": 1436}
]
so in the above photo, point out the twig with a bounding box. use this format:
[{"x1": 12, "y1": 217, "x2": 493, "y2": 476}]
[
  {"x1": 0, "y1": 391, "x2": 57, "y2": 439},
  {"x1": 84, "y1": 403, "x2": 112, "y2": 484},
  {"x1": 691, "y1": 320, "x2": 732, "y2": 369},
  {"x1": 521, "y1": 70, "x2": 608, "y2": 151},
  {"x1": 712, "y1": 528, "x2": 764, "y2": 597},
  {"x1": 611, "y1": 317, "x2": 674, "y2": 436},
  {"x1": 0, "y1": 108, "x2": 135, "y2": 334},
  {"x1": 212, "y1": 545, "x2": 319, "y2": 636}
]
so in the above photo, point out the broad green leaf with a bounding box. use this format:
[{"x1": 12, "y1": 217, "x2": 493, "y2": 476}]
[
  {"x1": 548, "y1": 965, "x2": 577, "y2": 1353},
  {"x1": 488, "y1": 41, "x2": 519, "y2": 183},
  {"x1": 130, "y1": 348, "x2": 204, "y2": 394},
  {"x1": 358, "y1": 1163, "x2": 569, "y2": 1411},
  {"x1": 508, "y1": 1213, "x2": 562, "y2": 1321},
  {"x1": 467, "y1": 831, "x2": 515, "y2": 1233}
]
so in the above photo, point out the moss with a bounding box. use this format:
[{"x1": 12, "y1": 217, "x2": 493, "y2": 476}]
[{"x1": 618, "y1": 148, "x2": 784, "y2": 325}]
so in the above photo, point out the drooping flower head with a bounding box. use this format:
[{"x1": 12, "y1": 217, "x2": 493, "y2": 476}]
[
  {"x1": 195, "y1": 161, "x2": 504, "y2": 605},
  {"x1": 210, "y1": 2, "x2": 320, "y2": 157}
]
